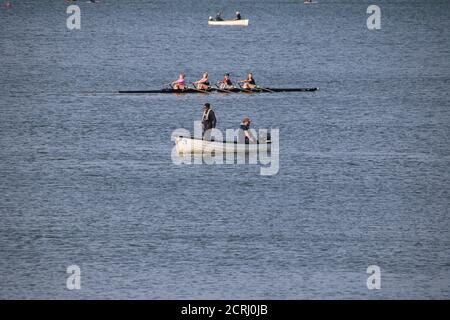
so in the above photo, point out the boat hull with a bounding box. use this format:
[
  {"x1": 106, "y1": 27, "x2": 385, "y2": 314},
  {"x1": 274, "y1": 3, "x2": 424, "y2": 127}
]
[
  {"x1": 175, "y1": 136, "x2": 270, "y2": 154},
  {"x1": 119, "y1": 87, "x2": 317, "y2": 94},
  {"x1": 208, "y1": 19, "x2": 249, "y2": 26}
]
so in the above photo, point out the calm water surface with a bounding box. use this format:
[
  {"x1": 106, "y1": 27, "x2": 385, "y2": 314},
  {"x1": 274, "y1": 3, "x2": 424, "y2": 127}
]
[{"x1": 0, "y1": 0, "x2": 449, "y2": 299}]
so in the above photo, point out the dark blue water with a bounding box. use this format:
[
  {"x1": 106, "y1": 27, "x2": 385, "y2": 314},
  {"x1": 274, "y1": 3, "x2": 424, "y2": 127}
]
[{"x1": 1, "y1": 0, "x2": 449, "y2": 299}]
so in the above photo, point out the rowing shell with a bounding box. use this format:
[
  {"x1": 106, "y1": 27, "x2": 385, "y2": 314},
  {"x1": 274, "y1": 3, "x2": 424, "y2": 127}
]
[
  {"x1": 118, "y1": 87, "x2": 317, "y2": 94},
  {"x1": 208, "y1": 19, "x2": 249, "y2": 26},
  {"x1": 175, "y1": 136, "x2": 270, "y2": 154}
]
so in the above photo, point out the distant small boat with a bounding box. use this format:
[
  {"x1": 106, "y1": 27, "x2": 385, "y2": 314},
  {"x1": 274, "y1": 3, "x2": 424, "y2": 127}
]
[
  {"x1": 174, "y1": 136, "x2": 270, "y2": 154},
  {"x1": 208, "y1": 19, "x2": 249, "y2": 26}
]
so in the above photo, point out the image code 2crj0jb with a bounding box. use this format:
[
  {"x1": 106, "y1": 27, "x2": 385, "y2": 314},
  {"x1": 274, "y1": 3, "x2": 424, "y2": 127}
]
[{"x1": 0, "y1": 0, "x2": 449, "y2": 304}]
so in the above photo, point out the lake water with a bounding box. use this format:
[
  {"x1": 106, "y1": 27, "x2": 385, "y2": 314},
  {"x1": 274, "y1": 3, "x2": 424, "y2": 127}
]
[{"x1": 0, "y1": 0, "x2": 449, "y2": 299}]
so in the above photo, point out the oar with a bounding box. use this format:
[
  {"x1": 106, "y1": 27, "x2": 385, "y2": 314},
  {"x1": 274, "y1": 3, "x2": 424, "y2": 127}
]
[
  {"x1": 214, "y1": 83, "x2": 235, "y2": 94},
  {"x1": 190, "y1": 83, "x2": 210, "y2": 94},
  {"x1": 237, "y1": 82, "x2": 255, "y2": 93},
  {"x1": 256, "y1": 86, "x2": 275, "y2": 93},
  {"x1": 213, "y1": 86, "x2": 231, "y2": 93}
]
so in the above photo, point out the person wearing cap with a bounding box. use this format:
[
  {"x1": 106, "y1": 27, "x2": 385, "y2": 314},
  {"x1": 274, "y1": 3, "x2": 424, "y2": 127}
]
[
  {"x1": 201, "y1": 103, "x2": 217, "y2": 136},
  {"x1": 235, "y1": 11, "x2": 241, "y2": 20},
  {"x1": 218, "y1": 73, "x2": 234, "y2": 90},
  {"x1": 240, "y1": 117, "x2": 256, "y2": 143}
]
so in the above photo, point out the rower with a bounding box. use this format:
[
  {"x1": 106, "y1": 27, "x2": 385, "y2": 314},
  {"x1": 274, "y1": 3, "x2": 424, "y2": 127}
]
[
  {"x1": 215, "y1": 12, "x2": 223, "y2": 21},
  {"x1": 239, "y1": 73, "x2": 256, "y2": 89},
  {"x1": 218, "y1": 73, "x2": 234, "y2": 90},
  {"x1": 239, "y1": 117, "x2": 256, "y2": 143},
  {"x1": 202, "y1": 103, "x2": 217, "y2": 137},
  {"x1": 235, "y1": 11, "x2": 241, "y2": 20},
  {"x1": 171, "y1": 73, "x2": 186, "y2": 90},
  {"x1": 193, "y1": 72, "x2": 210, "y2": 90}
]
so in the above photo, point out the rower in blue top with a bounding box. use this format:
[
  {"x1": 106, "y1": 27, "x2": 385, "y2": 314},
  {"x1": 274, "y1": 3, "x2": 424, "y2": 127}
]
[{"x1": 239, "y1": 117, "x2": 256, "y2": 143}]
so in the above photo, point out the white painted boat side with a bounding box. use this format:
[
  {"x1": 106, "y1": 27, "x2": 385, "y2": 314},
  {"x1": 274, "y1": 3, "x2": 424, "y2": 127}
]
[
  {"x1": 208, "y1": 19, "x2": 249, "y2": 26},
  {"x1": 175, "y1": 137, "x2": 270, "y2": 154}
]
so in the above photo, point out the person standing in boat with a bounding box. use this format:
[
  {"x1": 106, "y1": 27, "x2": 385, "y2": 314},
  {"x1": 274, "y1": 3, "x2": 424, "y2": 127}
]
[
  {"x1": 171, "y1": 73, "x2": 186, "y2": 90},
  {"x1": 202, "y1": 103, "x2": 217, "y2": 137},
  {"x1": 239, "y1": 73, "x2": 256, "y2": 89},
  {"x1": 193, "y1": 72, "x2": 210, "y2": 90},
  {"x1": 218, "y1": 73, "x2": 234, "y2": 90},
  {"x1": 239, "y1": 117, "x2": 256, "y2": 143},
  {"x1": 235, "y1": 11, "x2": 241, "y2": 20}
]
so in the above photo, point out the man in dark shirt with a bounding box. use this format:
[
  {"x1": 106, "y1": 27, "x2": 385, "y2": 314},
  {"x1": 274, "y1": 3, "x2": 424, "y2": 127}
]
[
  {"x1": 202, "y1": 103, "x2": 217, "y2": 137},
  {"x1": 235, "y1": 11, "x2": 241, "y2": 20}
]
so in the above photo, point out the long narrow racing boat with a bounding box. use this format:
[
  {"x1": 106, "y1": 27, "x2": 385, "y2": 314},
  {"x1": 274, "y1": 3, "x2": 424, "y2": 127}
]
[
  {"x1": 208, "y1": 19, "x2": 249, "y2": 26},
  {"x1": 175, "y1": 136, "x2": 270, "y2": 154},
  {"x1": 118, "y1": 87, "x2": 317, "y2": 94}
]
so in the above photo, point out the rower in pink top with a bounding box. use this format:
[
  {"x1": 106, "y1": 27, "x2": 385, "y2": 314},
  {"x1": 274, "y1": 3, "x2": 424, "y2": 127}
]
[{"x1": 171, "y1": 73, "x2": 186, "y2": 90}]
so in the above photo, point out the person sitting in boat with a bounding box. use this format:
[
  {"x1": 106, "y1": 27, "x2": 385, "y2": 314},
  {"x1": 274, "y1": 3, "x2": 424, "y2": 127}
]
[
  {"x1": 235, "y1": 11, "x2": 241, "y2": 20},
  {"x1": 239, "y1": 73, "x2": 256, "y2": 89},
  {"x1": 218, "y1": 73, "x2": 234, "y2": 90},
  {"x1": 193, "y1": 72, "x2": 210, "y2": 90},
  {"x1": 171, "y1": 73, "x2": 186, "y2": 90},
  {"x1": 239, "y1": 117, "x2": 256, "y2": 143},
  {"x1": 202, "y1": 103, "x2": 217, "y2": 137},
  {"x1": 215, "y1": 12, "x2": 223, "y2": 21}
]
